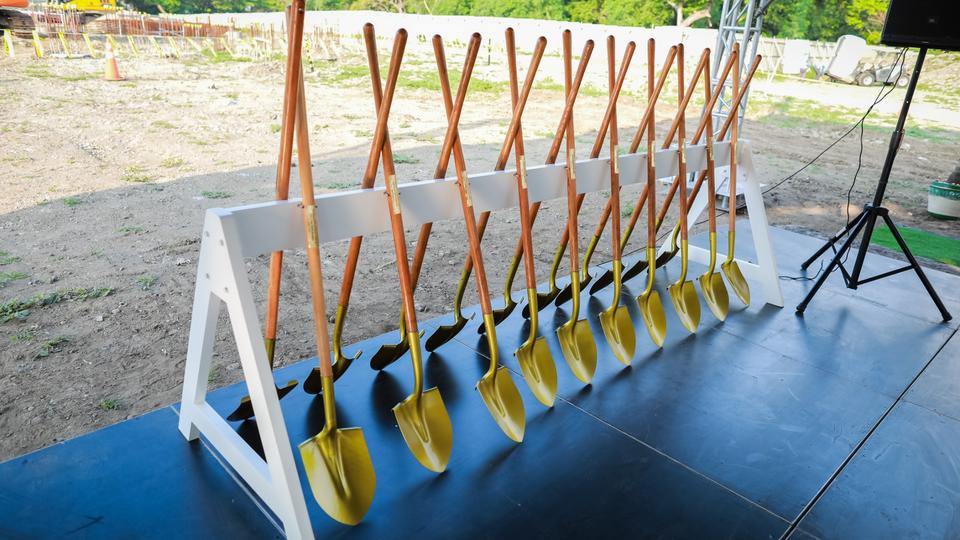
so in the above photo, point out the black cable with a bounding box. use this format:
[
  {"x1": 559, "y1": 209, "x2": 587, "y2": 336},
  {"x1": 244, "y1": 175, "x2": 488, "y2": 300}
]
[{"x1": 765, "y1": 48, "x2": 908, "y2": 282}]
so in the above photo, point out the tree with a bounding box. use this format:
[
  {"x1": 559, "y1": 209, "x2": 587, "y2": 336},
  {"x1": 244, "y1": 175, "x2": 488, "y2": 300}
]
[
  {"x1": 845, "y1": 0, "x2": 885, "y2": 44},
  {"x1": 666, "y1": 0, "x2": 712, "y2": 27}
]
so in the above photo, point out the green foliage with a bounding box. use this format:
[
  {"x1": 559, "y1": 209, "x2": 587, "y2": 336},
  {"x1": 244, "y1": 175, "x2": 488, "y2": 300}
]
[
  {"x1": 0, "y1": 271, "x2": 27, "y2": 288},
  {"x1": 763, "y1": 0, "x2": 887, "y2": 43},
  {"x1": 1, "y1": 287, "x2": 113, "y2": 323},
  {"x1": 35, "y1": 336, "x2": 70, "y2": 359}
]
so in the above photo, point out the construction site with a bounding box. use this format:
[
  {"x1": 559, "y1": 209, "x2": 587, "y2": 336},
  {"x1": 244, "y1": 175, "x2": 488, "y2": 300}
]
[{"x1": 2, "y1": 1, "x2": 960, "y2": 538}]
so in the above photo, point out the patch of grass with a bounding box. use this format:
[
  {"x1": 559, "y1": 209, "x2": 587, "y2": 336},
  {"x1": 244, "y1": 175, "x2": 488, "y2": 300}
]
[
  {"x1": 622, "y1": 203, "x2": 635, "y2": 217},
  {"x1": 871, "y1": 225, "x2": 960, "y2": 268},
  {"x1": 0, "y1": 251, "x2": 20, "y2": 265},
  {"x1": 0, "y1": 271, "x2": 27, "y2": 288},
  {"x1": 200, "y1": 50, "x2": 250, "y2": 64},
  {"x1": 63, "y1": 196, "x2": 83, "y2": 207},
  {"x1": 121, "y1": 165, "x2": 154, "y2": 184},
  {"x1": 98, "y1": 398, "x2": 121, "y2": 411},
  {"x1": 10, "y1": 329, "x2": 35, "y2": 343},
  {"x1": 34, "y1": 336, "x2": 70, "y2": 359},
  {"x1": 151, "y1": 120, "x2": 175, "y2": 129},
  {"x1": 1, "y1": 287, "x2": 113, "y2": 324},
  {"x1": 208, "y1": 365, "x2": 221, "y2": 383},
  {"x1": 270, "y1": 123, "x2": 282, "y2": 133},
  {"x1": 352, "y1": 129, "x2": 373, "y2": 138},
  {"x1": 392, "y1": 153, "x2": 419, "y2": 164},
  {"x1": 118, "y1": 225, "x2": 144, "y2": 234},
  {"x1": 329, "y1": 63, "x2": 370, "y2": 83},
  {"x1": 136, "y1": 275, "x2": 158, "y2": 290},
  {"x1": 224, "y1": 91, "x2": 239, "y2": 100},
  {"x1": 160, "y1": 157, "x2": 185, "y2": 168},
  {"x1": 24, "y1": 65, "x2": 53, "y2": 79},
  {"x1": 201, "y1": 190, "x2": 232, "y2": 199},
  {"x1": 538, "y1": 77, "x2": 565, "y2": 92}
]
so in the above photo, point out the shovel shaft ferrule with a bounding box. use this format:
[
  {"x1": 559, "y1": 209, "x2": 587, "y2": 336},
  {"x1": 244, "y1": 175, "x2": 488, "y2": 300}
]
[
  {"x1": 643, "y1": 247, "x2": 657, "y2": 295},
  {"x1": 321, "y1": 375, "x2": 337, "y2": 432},
  {"x1": 332, "y1": 303, "x2": 361, "y2": 372},
  {"x1": 582, "y1": 233, "x2": 601, "y2": 275},
  {"x1": 408, "y1": 331, "x2": 425, "y2": 395},
  {"x1": 482, "y1": 313, "x2": 499, "y2": 378},
  {"x1": 547, "y1": 240, "x2": 564, "y2": 290},
  {"x1": 522, "y1": 287, "x2": 539, "y2": 349},
  {"x1": 611, "y1": 259, "x2": 623, "y2": 306},
  {"x1": 569, "y1": 270, "x2": 582, "y2": 320},
  {"x1": 264, "y1": 337, "x2": 276, "y2": 368},
  {"x1": 726, "y1": 232, "x2": 736, "y2": 264},
  {"x1": 677, "y1": 239, "x2": 690, "y2": 283},
  {"x1": 707, "y1": 232, "x2": 718, "y2": 273}
]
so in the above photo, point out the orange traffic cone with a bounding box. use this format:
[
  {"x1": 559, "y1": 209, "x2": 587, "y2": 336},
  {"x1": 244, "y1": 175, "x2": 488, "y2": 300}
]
[{"x1": 103, "y1": 42, "x2": 122, "y2": 81}]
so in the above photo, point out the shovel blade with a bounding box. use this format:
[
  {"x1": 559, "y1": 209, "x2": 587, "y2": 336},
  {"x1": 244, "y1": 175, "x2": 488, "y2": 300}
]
[
  {"x1": 669, "y1": 280, "x2": 702, "y2": 333},
  {"x1": 393, "y1": 387, "x2": 453, "y2": 472},
  {"x1": 476, "y1": 366, "x2": 526, "y2": 442},
  {"x1": 621, "y1": 257, "x2": 648, "y2": 283},
  {"x1": 637, "y1": 291, "x2": 667, "y2": 347},
  {"x1": 699, "y1": 272, "x2": 730, "y2": 321},
  {"x1": 589, "y1": 269, "x2": 616, "y2": 295},
  {"x1": 515, "y1": 336, "x2": 558, "y2": 407},
  {"x1": 298, "y1": 426, "x2": 376, "y2": 526},
  {"x1": 655, "y1": 248, "x2": 678, "y2": 270},
  {"x1": 556, "y1": 319, "x2": 598, "y2": 383},
  {"x1": 425, "y1": 317, "x2": 468, "y2": 352},
  {"x1": 599, "y1": 305, "x2": 636, "y2": 365},
  {"x1": 369, "y1": 340, "x2": 410, "y2": 371},
  {"x1": 721, "y1": 260, "x2": 751, "y2": 306},
  {"x1": 226, "y1": 380, "x2": 299, "y2": 422}
]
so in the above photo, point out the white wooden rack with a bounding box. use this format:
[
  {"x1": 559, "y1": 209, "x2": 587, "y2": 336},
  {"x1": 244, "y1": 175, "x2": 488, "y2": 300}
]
[{"x1": 178, "y1": 139, "x2": 782, "y2": 538}]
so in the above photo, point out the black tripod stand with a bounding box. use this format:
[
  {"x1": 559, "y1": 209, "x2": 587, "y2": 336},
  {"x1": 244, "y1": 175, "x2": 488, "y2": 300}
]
[{"x1": 795, "y1": 47, "x2": 952, "y2": 321}]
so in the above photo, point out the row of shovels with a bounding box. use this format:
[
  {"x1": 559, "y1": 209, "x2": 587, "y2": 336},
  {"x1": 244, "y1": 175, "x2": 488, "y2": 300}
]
[{"x1": 227, "y1": 0, "x2": 762, "y2": 525}]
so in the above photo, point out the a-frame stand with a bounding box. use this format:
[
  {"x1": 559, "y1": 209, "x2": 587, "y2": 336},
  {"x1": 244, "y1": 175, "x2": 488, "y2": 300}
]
[
  {"x1": 178, "y1": 140, "x2": 781, "y2": 538},
  {"x1": 658, "y1": 141, "x2": 784, "y2": 307},
  {"x1": 795, "y1": 48, "x2": 951, "y2": 322}
]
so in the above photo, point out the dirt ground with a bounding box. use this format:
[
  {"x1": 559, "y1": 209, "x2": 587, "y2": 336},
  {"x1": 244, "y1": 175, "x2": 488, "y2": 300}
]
[{"x1": 1, "y1": 41, "x2": 958, "y2": 460}]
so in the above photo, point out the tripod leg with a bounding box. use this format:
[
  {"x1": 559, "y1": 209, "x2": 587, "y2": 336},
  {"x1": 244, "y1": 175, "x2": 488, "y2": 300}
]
[
  {"x1": 801, "y1": 210, "x2": 865, "y2": 270},
  {"x1": 848, "y1": 208, "x2": 881, "y2": 288},
  {"x1": 880, "y1": 213, "x2": 952, "y2": 322},
  {"x1": 796, "y1": 214, "x2": 870, "y2": 315}
]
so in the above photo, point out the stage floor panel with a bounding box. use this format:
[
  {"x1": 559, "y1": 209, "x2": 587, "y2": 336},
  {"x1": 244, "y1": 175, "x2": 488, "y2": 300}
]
[{"x1": 1, "y1": 227, "x2": 957, "y2": 539}]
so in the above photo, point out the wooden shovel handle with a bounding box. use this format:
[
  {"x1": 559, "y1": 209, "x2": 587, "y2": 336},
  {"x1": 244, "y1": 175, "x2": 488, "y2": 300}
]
[
  {"x1": 703, "y1": 51, "x2": 717, "y2": 234},
  {"x1": 264, "y1": 4, "x2": 305, "y2": 348},
  {"x1": 335, "y1": 25, "x2": 401, "y2": 304},
  {"x1": 677, "y1": 45, "x2": 689, "y2": 243},
  {"x1": 567, "y1": 37, "x2": 637, "y2": 251},
  {"x1": 730, "y1": 48, "x2": 740, "y2": 233},
  {"x1": 450, "y1": 36, "x2": 547, "y2": 283},
  {"x1": 565, "y1": 30, "x2": 581, "y2": 274},
  {"x1": 505, "y1": 29, "x2": 537, "y2": 291},
  {"x1": 502, "y1": 36, "x2": 594, "y2": 271},
  {"x1": 434, "y1": 34, "x2": 491, "y2": 311},
  {"x1": 608, "y1": 36, "x2": 633, "y2": 262},
  {"x1": 646, "y1": 38, "x2": 657, "y2": 247},
  {"x1": 657, "y1": 49, "x2": 760, "y2": 228}
]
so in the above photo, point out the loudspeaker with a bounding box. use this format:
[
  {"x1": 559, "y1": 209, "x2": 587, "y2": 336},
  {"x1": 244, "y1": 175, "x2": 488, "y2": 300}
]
[{"x1": 881, "y1": 0, "x2": 960, "y2": 51}]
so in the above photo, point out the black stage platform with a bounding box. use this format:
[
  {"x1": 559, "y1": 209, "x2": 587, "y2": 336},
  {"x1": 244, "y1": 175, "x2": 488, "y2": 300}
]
[{"x1": 2, "y1": 226, "x2": 958, "y2": 539}]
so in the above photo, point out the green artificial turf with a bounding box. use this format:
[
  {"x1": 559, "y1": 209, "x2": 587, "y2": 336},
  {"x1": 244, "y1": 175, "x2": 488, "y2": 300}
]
[{"x1": 872, "y1": 224, "x2": 960, "y2": 268}]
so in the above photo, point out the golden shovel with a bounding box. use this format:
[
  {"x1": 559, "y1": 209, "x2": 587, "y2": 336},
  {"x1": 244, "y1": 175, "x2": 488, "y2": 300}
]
[
  {"x1": 666, "y1": 44, "x2": 702, "y2": 334},
  {"x1": 372, "y1": 29, "x2": 453, "y2": 472},
  {"x1": 636, "y1": 39, "x2": 668, "y2": 348},
  {"x1": 695, "y1": 54, "x2": 730, "y2": 321},
  {"x1": 721, "y1": 48, "x2": 751, "y2": 306},
  {"x1": 598, "y1": 36, "x2": 637, "y2": 365},
  {"x1": 439, "y1": 32, "x2": 529, "y2": 441},
  {"x1": 291, "y1": 7, "x2": 375, "y2": 524},
  {"x1": 503, "y1": 28, "x2": 558, "y2": 407},
  {"x1": 554, "y1": 30, "x2": 598, "y2": 384},
  {"x1": 425, "y1": 36, "x2": 547, "y2": 351}
]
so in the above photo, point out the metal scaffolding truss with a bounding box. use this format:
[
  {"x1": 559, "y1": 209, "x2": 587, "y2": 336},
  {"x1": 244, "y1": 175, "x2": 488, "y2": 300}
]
[{"x1": 711, "y1": 0, "x2": 774, "y2": 130}]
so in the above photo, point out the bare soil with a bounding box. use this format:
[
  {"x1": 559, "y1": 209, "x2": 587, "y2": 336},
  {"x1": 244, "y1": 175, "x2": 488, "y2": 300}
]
[{"x1": 1, "y1": 44, "x2": 958, "y2": 460}]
